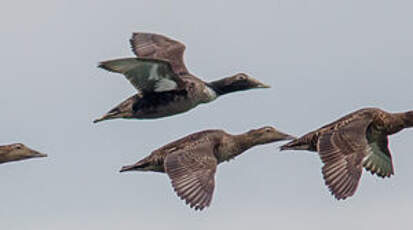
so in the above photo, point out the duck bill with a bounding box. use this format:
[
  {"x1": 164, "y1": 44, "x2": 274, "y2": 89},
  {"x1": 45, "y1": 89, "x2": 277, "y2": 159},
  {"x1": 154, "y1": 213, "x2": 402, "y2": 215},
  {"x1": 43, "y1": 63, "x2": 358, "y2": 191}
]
[
  {"x1": 252, "y1": 79, "x2": 271, "y2": 89},
  {"x1": 256, "y1": 83, "x2": 271, "y2": 88},
  {"x1": 245, "y1": 76, "x2": 271, "y2": 89},
  {"x1": 32, "y1": 150, "x2": 48, "y2": 158},
  {"x1": 278, "y1": 132, "x2": 296, "y2": 141}
]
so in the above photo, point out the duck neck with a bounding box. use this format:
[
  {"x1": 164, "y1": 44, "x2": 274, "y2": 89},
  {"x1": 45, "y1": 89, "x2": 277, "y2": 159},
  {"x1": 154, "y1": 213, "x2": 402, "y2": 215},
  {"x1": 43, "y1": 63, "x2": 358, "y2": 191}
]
[
  {"x1": 378, "y1": 112, "x2": 406, "y2": 135},
  {"x1": 0, "y1": 147, "x2": 8, "y2": 156},
  {"x1": 0, "y1": 148, "x2": 14, "y2": 163},
  {"x1": 392, "y1": 112, "x2": 411, "y2": 129},
  {"x1": 227, "y1": 133, "x2": 258, "y2": 158}
]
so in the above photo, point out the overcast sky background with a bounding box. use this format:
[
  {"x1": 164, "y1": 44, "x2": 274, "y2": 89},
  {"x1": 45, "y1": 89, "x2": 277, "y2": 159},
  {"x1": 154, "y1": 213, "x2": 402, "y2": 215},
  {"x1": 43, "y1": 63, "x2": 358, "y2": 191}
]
[{"x1": 1, "y1": 0, "x2": 412, "y2": 229}]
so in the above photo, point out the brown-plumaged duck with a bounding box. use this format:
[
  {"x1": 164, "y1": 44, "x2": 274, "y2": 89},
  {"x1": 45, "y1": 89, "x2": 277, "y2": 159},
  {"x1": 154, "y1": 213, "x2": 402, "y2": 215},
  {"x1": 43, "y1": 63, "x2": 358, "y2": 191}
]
[
  {"x1": 120, "y1": 126, "x2": 294, "y2": 210},
  {"x1": 0, "y1": 143, "x2": 47, "y2": 164},
  {"x1": 94, "y1": 32, "x2": 270, "y2": 123},
  {"x1": 281, "y1": 108, "x2": 413, "y2": 200}
]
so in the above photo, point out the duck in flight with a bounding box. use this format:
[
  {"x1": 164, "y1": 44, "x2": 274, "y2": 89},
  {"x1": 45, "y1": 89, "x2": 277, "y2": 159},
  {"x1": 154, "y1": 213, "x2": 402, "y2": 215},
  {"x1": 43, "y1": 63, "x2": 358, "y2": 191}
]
[
  {"x1": 120, "y1": 126, "x2": 294, "y2": 210},
  {"x1": 0, "y1": 143, "x2": 47, "y2": 164},
  {"x1": 94, "y1": 32, "x2": 270, "y2": 123},
  {"x1": 281, "y1": 108, "x2": 413, "y2": 200}
]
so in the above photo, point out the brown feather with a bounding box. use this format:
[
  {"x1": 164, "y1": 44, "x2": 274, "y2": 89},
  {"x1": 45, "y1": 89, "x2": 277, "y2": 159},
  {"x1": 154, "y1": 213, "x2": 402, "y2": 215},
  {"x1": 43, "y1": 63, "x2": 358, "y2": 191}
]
[
  {"x1": 120, "y1": 127, "x2": 294, "y2": 210},
  {"x1": 165, "y1": 140, "x2": 217, "y2": 211},
  {"x1": 130, "y1": 32, "x2": 189, "y2": 75},
  {"x1": 317, "y1": 120, "x2": 370, "y2": 200},
  {"x1": 281, "y1": 107, "x2": 413, "y2": 200}
]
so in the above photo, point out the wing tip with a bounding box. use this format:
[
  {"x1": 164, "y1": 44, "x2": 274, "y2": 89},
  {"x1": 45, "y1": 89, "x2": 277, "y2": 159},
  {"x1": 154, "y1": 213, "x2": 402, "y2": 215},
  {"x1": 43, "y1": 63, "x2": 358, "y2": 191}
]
[{"x1": 328, "y1": 181, "x2": 356, "y2": 201}]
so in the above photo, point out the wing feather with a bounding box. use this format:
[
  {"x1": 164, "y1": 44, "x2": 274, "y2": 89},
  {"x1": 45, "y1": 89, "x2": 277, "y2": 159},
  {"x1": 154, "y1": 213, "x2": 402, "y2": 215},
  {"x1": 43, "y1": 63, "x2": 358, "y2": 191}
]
[
  {"x1": 164, "y1": 140, "x2": 217, "y2": 211},
  {"x1": 363, "y1": 136, "x2": 394, "y2": 178},
  {"x1": 130, "y1": 32, "x2": 189, "y2": 74},
  {"x1": 98, "y1": 58, "x2": 185, "y2": 93},
  {"x1": 317, "y1": 119, "x2": 371, "y2": 200}
]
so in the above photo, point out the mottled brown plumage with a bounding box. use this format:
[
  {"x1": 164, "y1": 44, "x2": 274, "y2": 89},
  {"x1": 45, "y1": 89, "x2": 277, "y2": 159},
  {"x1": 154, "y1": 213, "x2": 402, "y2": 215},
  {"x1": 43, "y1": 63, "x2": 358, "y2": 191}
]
[
  {"x1": 94, "y1": 32, "x2": 270, "y2": 123},
  {"x1": 0, "y1": 143, "x2": 47, "y2": 164},
  {"x1": 120, "y1": 126, "x2": 295, "y2": 211},
  {"x1": 281, "y1": 108, "x2": 413, "y2": 200},
  {"x1": 130, "y1": 32, "x2": 189, "y2": 75}
]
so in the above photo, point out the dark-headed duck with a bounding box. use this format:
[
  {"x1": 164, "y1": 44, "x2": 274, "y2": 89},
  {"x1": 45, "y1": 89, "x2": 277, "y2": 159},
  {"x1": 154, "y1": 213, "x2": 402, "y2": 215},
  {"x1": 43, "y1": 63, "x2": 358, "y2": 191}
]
[{"x1": 94, "y1": 32, "x2": 269, "y2": 123}]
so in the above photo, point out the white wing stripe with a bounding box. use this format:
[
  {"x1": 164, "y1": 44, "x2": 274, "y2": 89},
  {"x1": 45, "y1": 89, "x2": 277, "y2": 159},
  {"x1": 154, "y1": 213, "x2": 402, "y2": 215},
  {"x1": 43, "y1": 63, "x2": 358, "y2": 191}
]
[{"x1": 154, "y1": 78, "x2": 178, "y2": 92}]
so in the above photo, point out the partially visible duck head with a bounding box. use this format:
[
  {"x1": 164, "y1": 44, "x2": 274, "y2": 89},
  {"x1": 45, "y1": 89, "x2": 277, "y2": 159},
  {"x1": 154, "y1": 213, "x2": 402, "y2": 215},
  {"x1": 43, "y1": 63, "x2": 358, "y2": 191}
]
[
  {"x1": 0, "y1": 143, "x2": 47, "y2": 164},
  {"x1": 93, "y1": 95, "x2": 136, "y2": 123},
  {"x1": 209, "y1": 73, "x2": 270, "y2": 96},
  {"x1": 402, "y1": 111, "x2": 413, "y2": 127},
  {"x1": 247, "y1": 126, "x2": 296, "y2": 145}
]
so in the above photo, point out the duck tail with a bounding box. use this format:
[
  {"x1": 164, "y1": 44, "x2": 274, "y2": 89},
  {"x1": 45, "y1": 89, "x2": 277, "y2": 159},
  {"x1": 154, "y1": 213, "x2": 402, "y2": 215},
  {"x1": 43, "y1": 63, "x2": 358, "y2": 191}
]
[
  {"x1": 280, "y1": 139, "x2": 310, "y2": 151},
  {"x1": 93, "y1": 95, "x2": 138, "y2": 124},
  {"x1": 98, "y1": 58, "x2": 140, "y2": 74},
  {"x1": 119, "y1": 157, "x2": 152, "y2": 173}
]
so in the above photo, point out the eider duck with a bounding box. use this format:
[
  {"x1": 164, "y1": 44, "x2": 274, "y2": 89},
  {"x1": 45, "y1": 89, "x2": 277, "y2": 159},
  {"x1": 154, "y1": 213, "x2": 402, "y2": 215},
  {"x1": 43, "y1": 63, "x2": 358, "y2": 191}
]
[
  {"x1": 0, "y1": 143, "x2": 47, "y2": 164},
  {"x1": 120, "y1": 126, "x2": 294, "y2": 210},
  {"x1": 281, "y1": 108, "x2": 413, "y2": 200},
  {"x1": 94, "y1": 32, "x2": 270, "y2": 123}
]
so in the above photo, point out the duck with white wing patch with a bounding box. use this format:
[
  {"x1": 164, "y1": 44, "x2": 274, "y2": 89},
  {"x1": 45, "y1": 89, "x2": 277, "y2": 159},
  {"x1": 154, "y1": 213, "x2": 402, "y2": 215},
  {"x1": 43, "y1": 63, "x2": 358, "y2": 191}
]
[{"x1": 94, "y1": 32, "x2": 269, "y2": 122}]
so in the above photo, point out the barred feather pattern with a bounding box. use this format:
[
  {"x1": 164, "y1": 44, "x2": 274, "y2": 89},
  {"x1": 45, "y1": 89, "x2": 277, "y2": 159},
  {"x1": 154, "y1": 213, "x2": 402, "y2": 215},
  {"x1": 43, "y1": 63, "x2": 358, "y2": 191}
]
[
  {"x1": 317, "y1": 131, "x2": 366, "y2": 200},
  {"x1": 164, "y1": 140, "x2": 217, "y2": 211}
]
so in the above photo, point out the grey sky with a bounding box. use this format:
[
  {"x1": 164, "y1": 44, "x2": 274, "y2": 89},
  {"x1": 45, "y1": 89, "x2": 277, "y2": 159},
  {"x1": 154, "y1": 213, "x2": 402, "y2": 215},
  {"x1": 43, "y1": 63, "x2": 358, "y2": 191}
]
[{"x1": 1, "y1": 0, "x2": 412, "y2": 229}]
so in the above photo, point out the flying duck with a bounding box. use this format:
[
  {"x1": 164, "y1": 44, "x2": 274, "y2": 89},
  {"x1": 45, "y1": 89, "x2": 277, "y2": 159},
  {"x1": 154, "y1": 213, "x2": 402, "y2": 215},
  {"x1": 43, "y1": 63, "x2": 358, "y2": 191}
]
[
  {"x1": 281, "y1": 108, "x2": 413, "y2": 200},
  {"x1": 0, "y1": 143, "x2": 47, "y2": 164},
  {"x1": 120, "y1": 126, "x2": 294, "y2": 210},
  {"x1": 94, "y1": 32, "x2": 270, "y2": 123}
]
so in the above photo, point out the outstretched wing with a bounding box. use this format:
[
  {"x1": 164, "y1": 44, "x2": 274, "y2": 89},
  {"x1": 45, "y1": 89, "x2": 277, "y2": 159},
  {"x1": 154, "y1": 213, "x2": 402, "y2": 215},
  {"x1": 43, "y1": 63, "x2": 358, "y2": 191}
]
[
  {"x1": 317, "y1": 119, "x2": 373, "y2": 200},
  {"x1": 98, "y1": 58, "x2": 185, "y2": 93},
  {"x1": 130, "y1": 32, "x2": 189, "y2": 75},
  {"x1": 164, "y1": 140, "x2": 217, "y2": 211}
]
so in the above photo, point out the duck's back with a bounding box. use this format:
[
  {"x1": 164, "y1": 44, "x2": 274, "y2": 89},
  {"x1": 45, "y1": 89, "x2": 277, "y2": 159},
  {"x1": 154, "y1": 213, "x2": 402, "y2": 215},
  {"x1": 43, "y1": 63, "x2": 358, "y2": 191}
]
[
  {"x1": 282, "y1": 108, "x2": 381, "y2": 151},
  {"x1": 318, "y1": 108, "x2": 380, "y2": 132},
  {"x1": 145, "y1": 129, "x2": 226, "y2": 170}
]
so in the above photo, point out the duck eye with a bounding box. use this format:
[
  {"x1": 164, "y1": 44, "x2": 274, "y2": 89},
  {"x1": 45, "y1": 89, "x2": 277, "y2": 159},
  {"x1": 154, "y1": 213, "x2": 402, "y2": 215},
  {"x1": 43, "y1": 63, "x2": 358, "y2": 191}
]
[{"x1": 237, "y1": 75, "x2": 247, "y2": 81}]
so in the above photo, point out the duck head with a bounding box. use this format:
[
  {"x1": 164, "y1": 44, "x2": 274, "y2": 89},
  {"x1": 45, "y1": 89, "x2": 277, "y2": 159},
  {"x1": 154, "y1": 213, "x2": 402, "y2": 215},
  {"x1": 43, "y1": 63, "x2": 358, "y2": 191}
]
[
  {"x1": 93, "y1": 95, "x2": 136, "y2": 123},
  {"x1": 0, "y1": 143, "x2": 47, "y2": 164},
  {"x1": 246, "y1": 126, "x2": 296, "y2": 145},
  {"x1": 208, "y1": 73, "x2": 270, "y2": 96}
]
